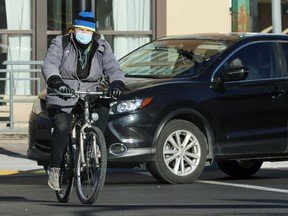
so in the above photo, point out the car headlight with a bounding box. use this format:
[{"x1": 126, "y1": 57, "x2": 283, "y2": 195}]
[
  {"x1": 31, "y1": 97, "x2": 44, "y2": 115},
  {"x1": 110, "y1": 97, "x2": 153, "y2": 114}
]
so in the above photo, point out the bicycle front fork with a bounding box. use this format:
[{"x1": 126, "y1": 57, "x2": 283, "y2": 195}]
[{"x1": 79, "y1": 123, "x2": 100, "y2": 167}]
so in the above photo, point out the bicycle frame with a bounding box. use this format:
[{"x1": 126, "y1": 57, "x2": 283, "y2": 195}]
[
  {"x1": 50, "y1": 88, "x2": 109, "y2": 164},
  {"x1": 54, "y1": 88, "x2": 110, "y2": 204},
  {"x1": 71, "y1": 91, "x2": 107, "y2": 168}
]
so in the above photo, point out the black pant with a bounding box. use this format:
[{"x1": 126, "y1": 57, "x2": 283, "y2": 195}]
[{"x1": 48, "y1": 99, "x2": 110, "y2": 167}]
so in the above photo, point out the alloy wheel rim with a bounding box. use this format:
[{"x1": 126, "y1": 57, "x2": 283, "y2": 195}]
[{"x1": 163, "y1": 130, "x2": 201, "y2": 176}]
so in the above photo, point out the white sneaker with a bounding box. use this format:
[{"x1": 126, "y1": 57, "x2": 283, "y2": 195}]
[{"x1": 47, "y1": 167, "x2": 61, "y2": 191}]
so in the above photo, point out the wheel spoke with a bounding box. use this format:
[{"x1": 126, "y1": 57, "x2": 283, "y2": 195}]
[
  {"x1": 167, "y1": 135, "x2": 180, "y2": 150},
  {"x1": 173, "y1": 156, "x2": 181, "y2": 174},
  {"x1": 164, "y1": 148, "x2": 178, "y2": 155},
  {"x1": 184, "y1": 139, "x2": 197, "y2": 151},
  {"x1": 182, "y1": 133, "x2": 192, "y2": 148},
  {"x1": 184, "y1": 155, "x2": 197, "y2": 167},
  {"x1": 175, "y1": 131, "x2": 182, "y2": 147},
  {"x1": 171, "y1": 156, "x2": 186, "y2": 175},
  {"x1": 165, "y1": 153, "x2": 178, "y2": 164},
  {"x1": 180, "y1": 157, "x2": 185, "y2": 175},
  {"x1": 185, "y1": 151, "x2": 200, "y2": 160}
]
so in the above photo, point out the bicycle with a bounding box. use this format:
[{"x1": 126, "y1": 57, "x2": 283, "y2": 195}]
[{"x1": 49, "y1": 88, "x2": 111, "y2": 204}]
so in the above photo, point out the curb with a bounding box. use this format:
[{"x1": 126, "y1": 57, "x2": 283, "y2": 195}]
[
  {"x1": 0, "y1": 133, "x2": 28, "y2": 140},
  {"x1": 0, "y1": 170, "x2": 46, "y2": 176}
]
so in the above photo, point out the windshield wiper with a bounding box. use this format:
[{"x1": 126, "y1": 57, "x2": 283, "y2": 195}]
[{"x1": 178, "y1": 49, "x2": 193, "y2": 60}]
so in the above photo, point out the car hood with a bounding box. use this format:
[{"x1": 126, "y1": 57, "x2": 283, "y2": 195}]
[
  {"x1": 124, "y1": 77, "x2": 166, "y2": 91},
  {"x1": 122, "y1": 76, "x2": 200, "y2": 99}
]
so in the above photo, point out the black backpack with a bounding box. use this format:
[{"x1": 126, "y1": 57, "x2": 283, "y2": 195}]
[{"x1": 62, "y1": 34, "x2": 70, "y2": 50}]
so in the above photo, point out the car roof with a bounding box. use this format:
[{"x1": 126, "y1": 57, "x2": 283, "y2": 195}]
[{"x1": 158, "y1": 32, "x2": 288, "y2": 43}]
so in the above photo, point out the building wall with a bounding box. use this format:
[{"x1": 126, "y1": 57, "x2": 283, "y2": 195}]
[{"x1": 166, "y1": 0, "x2": 231, "y2": 35}]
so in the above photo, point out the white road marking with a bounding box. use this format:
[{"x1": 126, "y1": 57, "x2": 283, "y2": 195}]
[{"x1": 197, "y1": 180, "x2": 288, "y2": 194}]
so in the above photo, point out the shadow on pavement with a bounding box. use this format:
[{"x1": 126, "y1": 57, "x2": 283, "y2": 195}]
[{"x1": 0, "y1": 147, "x2": 27, "y2": 159}]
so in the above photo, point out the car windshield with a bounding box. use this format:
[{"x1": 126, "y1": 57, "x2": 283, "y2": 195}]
[{"x1": 120, "y1": 38, "x2": 230, "y2": 78}]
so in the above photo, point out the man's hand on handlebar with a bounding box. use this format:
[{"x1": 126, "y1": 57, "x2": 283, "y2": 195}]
[
  {"x1": 47, "y1": 75, "x2": 72, "y2": 99},
  {"x1": 48, "y1": 85, "x2": 73, "y2": 100},
  {"x1": 108, "y1": 80, "x2": 125, "y2": 99},
  {"x1": 54, "y1": 82, "x2": 72, "y2": 94},
  {"x1": 47, "y1": 75, "x2": 72, "y2": 93},
  {"x1": 53, "y1": 83, "x2": 71, "y2": 100}
]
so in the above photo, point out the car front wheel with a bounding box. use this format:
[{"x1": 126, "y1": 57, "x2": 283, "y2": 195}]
[{"x1": 148, "y1": 119, "x2": 207, "y2": 184}]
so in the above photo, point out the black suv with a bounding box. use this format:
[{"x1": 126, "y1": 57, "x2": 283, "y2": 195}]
[{"x1": 28, "y1": 33, "x2": 288, "y2": 184}]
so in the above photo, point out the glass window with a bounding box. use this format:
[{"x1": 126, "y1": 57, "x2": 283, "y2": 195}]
[
  {"x1": 0, "y1": 0, "x2": 32, "y2": 95},
  {"x1": 100, "y1": 0, "x2": 152, "y2": 59},
  {"x1": 5, "y1": 0, "x2": 32, "y2": 30},
  {"x1": 223, "y1": 42, "x2": 277, "y2": 80},
  {"x1": 47, "y1": 0, "x2": 72, "y2": 31},
  {"x1": 280, "y1": 43, "x2": 288, "y2": 77},
  {"x1": 97, "y1": 0, "x2": 151, "y2": 31}
]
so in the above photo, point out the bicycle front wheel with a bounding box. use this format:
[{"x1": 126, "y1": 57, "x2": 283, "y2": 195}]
[{"x1": 75, "y1": 126, "x2": 107, "y2": 204}]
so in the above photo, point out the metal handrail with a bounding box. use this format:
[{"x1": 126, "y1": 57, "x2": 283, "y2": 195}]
[{"x1": 0, "y1": 60, "x2": 43, "y2": 132}]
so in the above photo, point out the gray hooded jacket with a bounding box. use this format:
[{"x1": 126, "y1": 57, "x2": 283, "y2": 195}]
[{"x1": 42, "y1": 33, "x2": 125, "y2": 113}]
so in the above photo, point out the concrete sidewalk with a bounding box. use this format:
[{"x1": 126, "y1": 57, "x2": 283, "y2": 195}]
[{"x1": 0, "y1": 133, "x2": 45, "y2": 176}]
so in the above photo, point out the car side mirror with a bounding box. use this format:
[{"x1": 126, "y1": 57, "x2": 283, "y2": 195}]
[
  {"x1": 221, "y1": 66, "x2": 249, "y2": 81},
  {"x1": 211, "y1": 66, "x2": 249, "y2": 91}
]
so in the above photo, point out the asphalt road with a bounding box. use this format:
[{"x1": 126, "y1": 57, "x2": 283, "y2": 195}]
[
  {"x1": 1, "y1": 137, "x2": 288, "y2": 215},
  {"x1": 1, "y1": 168, "x2": 288, "y2": 216}
]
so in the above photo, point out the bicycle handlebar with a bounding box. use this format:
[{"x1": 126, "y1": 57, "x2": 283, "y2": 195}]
[{"x1": 48, "y1": 87, "x2": 112, "y2": 99}]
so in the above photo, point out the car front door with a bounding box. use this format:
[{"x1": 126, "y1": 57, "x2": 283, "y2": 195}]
[{"x1": 213, "y1": 41, "x2": 288, "y2": 155}]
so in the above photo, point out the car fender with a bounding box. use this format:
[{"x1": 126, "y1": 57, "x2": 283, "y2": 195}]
[{"x1": 151, "y1": 107, "x2": 215, "y2": 163}]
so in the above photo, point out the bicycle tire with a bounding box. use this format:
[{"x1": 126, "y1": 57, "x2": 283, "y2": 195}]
[
  {"x1": 56, "y1": 142, "x2": 74, "y2": 203},
  {"x1": 75, "y1": 126, "x2": 107, "y2": 204}
]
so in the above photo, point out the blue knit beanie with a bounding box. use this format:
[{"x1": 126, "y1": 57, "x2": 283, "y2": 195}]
[{"x1": 74, "y1": 11, "x2": 96, "y2": 32}]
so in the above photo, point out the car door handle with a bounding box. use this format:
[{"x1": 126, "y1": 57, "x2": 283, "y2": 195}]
[{"x1": 270, "y1": 89, "x2": 286, "y2": 98}]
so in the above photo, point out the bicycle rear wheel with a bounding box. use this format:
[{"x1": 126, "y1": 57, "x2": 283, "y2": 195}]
[
  {"x1": 56, "y1": 143, "x2": 74, "y2": 203},
  {"x1": 75, "y1": 126, "x2": 107, "y2": 204}
]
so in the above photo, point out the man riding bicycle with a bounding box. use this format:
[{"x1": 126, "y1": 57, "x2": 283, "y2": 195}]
[{"x1": 41, "y1": 10, "x2": 125, "y2": 191}]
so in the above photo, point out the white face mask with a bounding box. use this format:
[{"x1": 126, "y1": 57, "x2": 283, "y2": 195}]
[{"x1": 75, "y1": 32, "x2": 92, "y2": 44}]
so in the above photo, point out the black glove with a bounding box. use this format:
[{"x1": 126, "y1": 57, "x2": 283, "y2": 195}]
[
  {"x1": 47, "y1": 75, "x2": 72, "y2": 93},
  {"x1": 53, "y1": 82, "x2": 71, "y2": 93},
  {"x1": 108, "y1": 81, "x2": 125, "y2": 99}
]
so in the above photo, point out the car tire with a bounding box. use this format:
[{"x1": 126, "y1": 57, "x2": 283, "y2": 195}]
[
  {"x1": 217, "y1": 159, "x2": 263, "y2": 178},
  {"x1": 43, "y1": 165, "x2": 48, "y2": 172},
  {"x1": 148, "y1": 119, "x2": 207, "y2": 184}
]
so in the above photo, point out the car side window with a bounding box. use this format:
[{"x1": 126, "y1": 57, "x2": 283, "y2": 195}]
[
  {"x1": 279, "y1": 43, "x2": 288, "y2": 78},
  {"x1": 223, "y1": 42, "x2": 277, "y2": 80}
]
